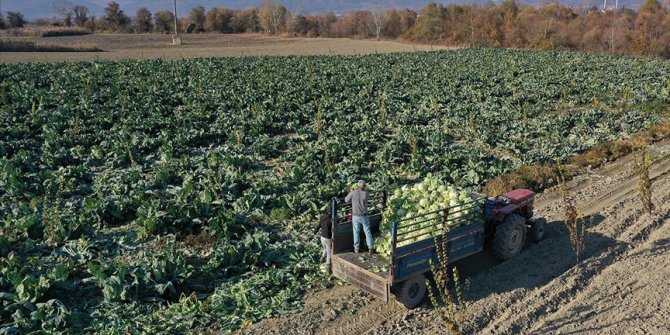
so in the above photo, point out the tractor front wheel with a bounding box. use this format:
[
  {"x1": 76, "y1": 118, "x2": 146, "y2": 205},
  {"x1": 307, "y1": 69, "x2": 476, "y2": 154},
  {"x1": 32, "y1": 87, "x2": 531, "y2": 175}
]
[
  {"x1": 395, "y1": 274, "x2": 427, "y2": 309},
  {"x1": 493, "y1": 214, "x2": 527, "y2": 260}
]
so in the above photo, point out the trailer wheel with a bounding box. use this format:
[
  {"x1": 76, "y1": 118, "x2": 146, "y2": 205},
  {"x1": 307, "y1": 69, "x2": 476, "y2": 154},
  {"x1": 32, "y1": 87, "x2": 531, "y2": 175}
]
[
  {"x1": 493, "y1": 214, "x2": 526, "y2": 260},
  {"x1": 529, "y1": 217, "x2": 546, "y2": 242},
  {"x1": 395, "y1": 274, "x2": 426, "y2": 309}
]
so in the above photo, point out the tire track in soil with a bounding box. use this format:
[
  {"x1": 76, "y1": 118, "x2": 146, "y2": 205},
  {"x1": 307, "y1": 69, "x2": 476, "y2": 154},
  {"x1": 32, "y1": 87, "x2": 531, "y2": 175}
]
[
  {"x1": 243, "y1": 285, "x2": 406, "y2": 335},
  {"x1": 535, "y1": 140, "x2": 670, "y2": 213},
  {"x1": 321, "y1": 302, "x2": 404, "y2": 335},
  {"x1": 579, "y1": 156, "x2": 670, "y2": 216}
]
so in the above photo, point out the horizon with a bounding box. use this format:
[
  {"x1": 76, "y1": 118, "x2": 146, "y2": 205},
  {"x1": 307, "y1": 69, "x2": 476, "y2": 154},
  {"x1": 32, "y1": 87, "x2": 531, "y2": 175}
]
[{"x1": 0, "y1": 0, "x2": 642, "y2": 20}]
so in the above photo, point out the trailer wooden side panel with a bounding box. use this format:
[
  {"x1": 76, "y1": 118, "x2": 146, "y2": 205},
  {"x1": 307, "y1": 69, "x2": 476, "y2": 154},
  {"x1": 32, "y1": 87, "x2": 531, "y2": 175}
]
[{"x1": 332, "y1": 255, "x2": 390, "y2": 302}]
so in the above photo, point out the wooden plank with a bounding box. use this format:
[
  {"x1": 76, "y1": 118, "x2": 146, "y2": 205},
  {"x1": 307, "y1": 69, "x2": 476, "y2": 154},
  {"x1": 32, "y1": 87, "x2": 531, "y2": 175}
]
[{"x1": 332, "y1": 256, "x2": 390, "y2": 302}]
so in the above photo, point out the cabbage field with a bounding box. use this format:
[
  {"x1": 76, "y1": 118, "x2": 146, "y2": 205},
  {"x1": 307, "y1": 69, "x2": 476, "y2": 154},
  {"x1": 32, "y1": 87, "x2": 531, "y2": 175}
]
[{"x1": 1, "y1": 49, "x2": 669, "y2": 334}]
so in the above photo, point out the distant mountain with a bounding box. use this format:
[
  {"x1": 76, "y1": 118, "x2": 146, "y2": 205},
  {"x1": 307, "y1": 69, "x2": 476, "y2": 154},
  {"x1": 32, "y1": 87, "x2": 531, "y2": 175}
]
[{"x1": 3, "y1": 0, "x2": 643, "y2": 20}]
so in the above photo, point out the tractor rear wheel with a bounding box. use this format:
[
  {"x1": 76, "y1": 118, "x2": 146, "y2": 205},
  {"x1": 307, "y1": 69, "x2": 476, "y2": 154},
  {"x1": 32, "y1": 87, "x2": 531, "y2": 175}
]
[
  {"x1": 493, "y1": 214, "x2": 527, "y2": 260},
  {"x1": 395, "y1": 274, "x2": 427, "y2": 309}
]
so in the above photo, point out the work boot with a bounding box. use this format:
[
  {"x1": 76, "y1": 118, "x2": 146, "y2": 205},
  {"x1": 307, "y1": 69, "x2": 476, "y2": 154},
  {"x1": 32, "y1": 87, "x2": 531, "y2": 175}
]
[
  {"x1": 354, "y1": 249, "x2": 360, "y2": 254},
  {"x1": 368, "y1": 249, "x2": 376, "y2": 255}
]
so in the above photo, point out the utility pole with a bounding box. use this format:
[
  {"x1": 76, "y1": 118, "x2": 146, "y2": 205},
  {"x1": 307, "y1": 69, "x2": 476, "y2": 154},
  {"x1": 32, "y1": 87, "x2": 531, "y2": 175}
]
[{"x1": 172, "y1": 0, "x2": 182, "y2": 45}]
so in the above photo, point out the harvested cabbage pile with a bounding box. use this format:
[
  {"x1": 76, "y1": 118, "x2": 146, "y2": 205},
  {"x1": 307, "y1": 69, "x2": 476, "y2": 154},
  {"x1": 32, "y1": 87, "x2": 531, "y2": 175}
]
[{"x1": 375, "y1": 176, "x2": 483, "y2": 257}]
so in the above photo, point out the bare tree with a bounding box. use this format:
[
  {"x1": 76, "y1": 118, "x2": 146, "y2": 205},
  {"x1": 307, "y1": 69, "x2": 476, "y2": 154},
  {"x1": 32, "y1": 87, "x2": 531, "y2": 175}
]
[
  {"x1": 607, "y1": 13, "x2": 621, "y2": 53},
  {"x1": 73, "y1": 5, "x2": 89, "y2": 27},
  {"x1": 286, "y1": 3, "x2": 304, "y2": 35},
  {"x1": 368, "y1": 6, "x2": 389, "y2": 40},
  {"x1": 74, "y1": 5, "x2": 88, "y2": 27},
  {"x1": 259, "y1": 0, "x2": 287, "y2": 35},
  {"x1": 53, "y1": 0, "x2": 74, "y2": 26}
]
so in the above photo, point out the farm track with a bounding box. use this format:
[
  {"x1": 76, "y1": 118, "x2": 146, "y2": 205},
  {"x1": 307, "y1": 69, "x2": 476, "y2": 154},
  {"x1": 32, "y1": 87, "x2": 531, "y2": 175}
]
[
  {"x1": 246, "y1": 140, "x2": 670, "y2": 335},
  {"x1": 0, "y1": 33, "x2": 451, "y2": 63},
  {"x1": 534, "y1": 140, "x2": 670, "y2": 214},
  {"x1": 578, "y1": 154, "x2": 670, "y2": 216}
]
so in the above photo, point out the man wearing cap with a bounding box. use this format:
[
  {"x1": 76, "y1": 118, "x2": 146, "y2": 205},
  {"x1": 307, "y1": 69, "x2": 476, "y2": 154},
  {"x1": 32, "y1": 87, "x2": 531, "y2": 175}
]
[{"x1": 345, "y1": 180, "x2": 374, "y2": 254}]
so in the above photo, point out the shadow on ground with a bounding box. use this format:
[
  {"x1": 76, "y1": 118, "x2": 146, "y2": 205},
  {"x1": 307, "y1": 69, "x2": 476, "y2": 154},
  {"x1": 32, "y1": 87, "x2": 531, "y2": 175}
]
[{"x1": 444, "y1": 214, "x2": 615, "y2": 302}]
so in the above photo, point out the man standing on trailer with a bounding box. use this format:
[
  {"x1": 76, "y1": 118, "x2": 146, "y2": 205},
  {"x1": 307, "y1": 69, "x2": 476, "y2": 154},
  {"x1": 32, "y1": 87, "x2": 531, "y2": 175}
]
[{"x1": 345, "y1": 180, "x2": 375, "y2": 254}]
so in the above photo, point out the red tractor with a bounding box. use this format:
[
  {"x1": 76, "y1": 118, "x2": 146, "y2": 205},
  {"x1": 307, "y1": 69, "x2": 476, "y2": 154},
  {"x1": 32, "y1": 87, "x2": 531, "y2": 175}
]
[{"x1": 486, "y1": 189, "x2": 546, "y2": 259}]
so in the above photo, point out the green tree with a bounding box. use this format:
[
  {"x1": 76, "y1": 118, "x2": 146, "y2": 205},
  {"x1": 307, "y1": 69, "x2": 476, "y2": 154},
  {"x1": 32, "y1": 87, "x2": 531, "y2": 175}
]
[
  {"x1": 103, "y1": 1, "x2": 130, "y2": 32},
  {"x1": 189, "y1": 6, "x2": 206, "y2": 32},
  {"x1": 134, "y1": 7, "x2": 153, "y2": 33},
  {"x1": 6, "y1": 11, "x2": 26, "y2": 28},
  {"x1": 409, "y1": 3, "x2": 447, "y2": 41},
  {"x1": 154, "y1": 10, "x2": 175, "y2": 33}
]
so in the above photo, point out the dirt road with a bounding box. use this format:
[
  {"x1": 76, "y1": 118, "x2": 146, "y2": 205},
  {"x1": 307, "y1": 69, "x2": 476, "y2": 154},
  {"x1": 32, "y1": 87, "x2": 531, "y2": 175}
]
[
  {"x1": 246, "y1": 140, "x2": 670, "y2": 335},
  {"x1": 0, "y1": 33, "x2": 448, "y2": 63}
]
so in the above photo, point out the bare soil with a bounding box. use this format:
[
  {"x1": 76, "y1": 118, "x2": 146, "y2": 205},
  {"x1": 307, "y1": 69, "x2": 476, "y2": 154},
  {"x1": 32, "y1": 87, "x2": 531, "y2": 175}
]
[
  {"x1": 245, "y1": 140, "x2": 670, "y2": 335},
  {"x1": 0, "y1": 33, "x2": 448, "y2": 63}
]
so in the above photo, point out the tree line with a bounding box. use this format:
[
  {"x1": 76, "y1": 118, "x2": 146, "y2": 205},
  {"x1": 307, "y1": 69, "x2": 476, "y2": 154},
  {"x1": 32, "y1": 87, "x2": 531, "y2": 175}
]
[{"x1": 1, "y1": 0, "x2": 669, "y2": 58}]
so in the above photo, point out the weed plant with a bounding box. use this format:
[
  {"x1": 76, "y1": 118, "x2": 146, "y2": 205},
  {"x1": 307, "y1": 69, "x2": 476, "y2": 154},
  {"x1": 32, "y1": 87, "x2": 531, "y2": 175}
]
[
  {"x1": 637, "y1": 146, "x2": 654, "y2": 214},
  {"x1": 557, "y1": 163, "x2": 589, "y2": 265},
  {"x1": 427, "y1": 216, "x2": 468, "y2": 335}
]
